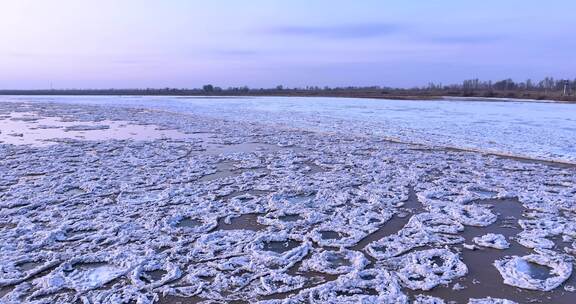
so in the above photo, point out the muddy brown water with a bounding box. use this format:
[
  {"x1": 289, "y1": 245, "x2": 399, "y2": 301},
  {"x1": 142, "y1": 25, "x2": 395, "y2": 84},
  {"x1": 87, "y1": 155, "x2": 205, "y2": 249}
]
[
  {"x1": 320, "y1": 230, "x2": 346, "y2": 240},
  {"x1": 262, "y1": 240, "x2": 302, "y2": 253},
  {"x1": 17, "y1": 261, "x2": 43, "y2": 272},
  {"x1": 156, "y1": 199, "x2": 576, "y2": 303},
  {"x1": 405, "y1": 198, "x2": 576, "y2": 303},
  {"x1": 0, "y1": 286, "x2": 13, "y2": 298},
  {"x1": 216, "y1": 213, "x2": 267, "y2": 231},
  {"x1": 198, "y1": 161, "x2": 238, "y2": 182},
  {"x1": 142, "y1": 269, "x2": 169, "y2": 283},
  {"x1": 220, "y1": 190, "x2": 271, "y2": 201},
  {"x1": 352, "y1": 187, "x2": 425, "y2": 252},
  {"x1": 158, "y1": 295, "x2": 247, "y2": 304},
  {"x1": 278, "y1": 214, "x2": 304, "y2": 222},
  {"x1": 199, "y1": 143, "x2": 307, "y2": 182}
]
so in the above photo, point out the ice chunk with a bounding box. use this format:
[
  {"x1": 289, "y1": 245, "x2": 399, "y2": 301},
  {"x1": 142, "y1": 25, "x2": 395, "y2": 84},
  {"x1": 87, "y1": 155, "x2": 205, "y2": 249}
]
[
  {"x1": 415, "y1": 295, "x2": 446, "y2": 304},
  {"x1": 494, "y1": 253, "x2": 572, "y2": 291},
  {"x1": 300, "y1": 248, "x2": 368, "y2": 275},
  {"x1": 394, "y1": 248, "x2": 468, "y2": 291},
  {"x1": 473, "y1": 233, "x2": 510, "y2": 249},
  {"x1": 468, "y1": 297, "x2": 518, "y2": 304}
]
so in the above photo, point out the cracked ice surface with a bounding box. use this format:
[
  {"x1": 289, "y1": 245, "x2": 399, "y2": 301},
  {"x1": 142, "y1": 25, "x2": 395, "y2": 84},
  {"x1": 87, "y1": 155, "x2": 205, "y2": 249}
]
[{"x1": 1, "y1": 100, "x2": 576, "y2": 303}]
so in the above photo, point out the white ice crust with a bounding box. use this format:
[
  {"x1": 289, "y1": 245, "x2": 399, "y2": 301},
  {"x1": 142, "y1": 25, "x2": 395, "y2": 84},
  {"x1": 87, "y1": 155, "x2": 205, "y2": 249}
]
[
  {"x1": 468, "y1": 297, "x2": 518, "y2": 304},
  {"x1": 393, "y1": 248, "x2": 468, "y2": 291},
  {"x1": 0, "y1": 100, "x2": 574, "y2": 303},
  {"x1": 494, "y1": 252, "x2": 572, "y2": 291},
  {"x1": 473, "y1": 233, "x2": 510, "y2": 249}
]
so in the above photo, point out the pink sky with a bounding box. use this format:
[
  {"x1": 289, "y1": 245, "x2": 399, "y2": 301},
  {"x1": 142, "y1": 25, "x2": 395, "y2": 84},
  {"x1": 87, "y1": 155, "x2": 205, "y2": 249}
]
[{"x1": 1, "y1": 0, "x2": 574, "y2": 89}]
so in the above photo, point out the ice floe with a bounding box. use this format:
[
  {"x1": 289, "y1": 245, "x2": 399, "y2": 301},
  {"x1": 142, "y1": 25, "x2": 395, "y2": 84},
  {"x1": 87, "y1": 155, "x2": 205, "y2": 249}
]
[
  {"x1": 494, "y1": 252, "x2": 572, "y2": 291},
  {"x1": 300, "y1": 248, "x2": 368, "y2": 275},
  {"x1": 473, "y1": 233, "x2": 510, "y2": 249},
  {"x1": 468, "y1": 297, "x2": 518, "y2": 304},
  {"x1": 393, "y1": 248, "x2": 468, "y2": 290}
]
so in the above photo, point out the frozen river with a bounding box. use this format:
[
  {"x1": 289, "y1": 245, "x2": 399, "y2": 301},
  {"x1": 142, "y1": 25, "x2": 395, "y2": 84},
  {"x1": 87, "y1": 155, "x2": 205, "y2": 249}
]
[
  {"x1": 2, "y1": 95, "x2": 575, "y2": 163},
  {"x1": 1, "y1": 99, "x2": 575, "y2": 304}
]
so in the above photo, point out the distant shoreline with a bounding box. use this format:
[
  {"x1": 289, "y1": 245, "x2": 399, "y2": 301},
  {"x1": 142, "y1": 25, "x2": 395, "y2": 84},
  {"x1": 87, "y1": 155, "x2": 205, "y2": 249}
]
[{"x1": 0, "y1": 90, "x2": 574, "y2": 103}]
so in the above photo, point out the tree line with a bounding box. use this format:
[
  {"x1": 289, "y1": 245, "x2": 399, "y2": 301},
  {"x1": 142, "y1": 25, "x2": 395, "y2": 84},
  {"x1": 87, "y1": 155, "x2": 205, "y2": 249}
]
[
  {"x1": 438, "y1": 77, "x2": 575, "y2": 95},
  {"x1": 1, "y1": 77, "x2": 574, "y2": 101}
]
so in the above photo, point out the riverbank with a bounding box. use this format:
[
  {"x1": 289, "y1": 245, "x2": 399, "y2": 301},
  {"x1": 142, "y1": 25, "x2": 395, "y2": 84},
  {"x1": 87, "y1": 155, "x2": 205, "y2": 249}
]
[{"x1": 1, "y1": 89, "x2": 575, "y2": 103}]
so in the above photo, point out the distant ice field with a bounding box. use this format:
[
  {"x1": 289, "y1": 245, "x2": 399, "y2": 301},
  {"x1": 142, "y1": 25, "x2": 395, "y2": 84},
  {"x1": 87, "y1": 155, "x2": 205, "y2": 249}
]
[{"x1": 3, "y1": 95, "x2": 575, "y2": 163}]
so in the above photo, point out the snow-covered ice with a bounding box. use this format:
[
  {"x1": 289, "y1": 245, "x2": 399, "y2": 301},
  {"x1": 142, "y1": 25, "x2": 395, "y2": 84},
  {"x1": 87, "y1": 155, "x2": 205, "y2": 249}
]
[
  {"x1": 2, "y1": 95, "x2": 575, "y2": 163},
  {"x1": 393, "y1": 248, "x2": 468, "y2": 291},
  {"x1": 494, "y1": 252, "x2": 572, "y2": 291},
  {"x1": 473, "y1": 233, "x2": 510, "y2": 249}
]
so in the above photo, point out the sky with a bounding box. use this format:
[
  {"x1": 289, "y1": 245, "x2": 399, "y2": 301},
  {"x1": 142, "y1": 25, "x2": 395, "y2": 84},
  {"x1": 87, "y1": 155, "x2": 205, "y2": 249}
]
[{"x1": 0, "y1": 0, "x2": 575, "y2": 89}]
